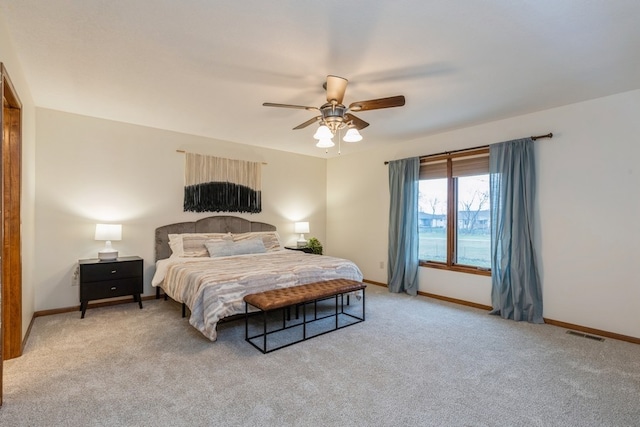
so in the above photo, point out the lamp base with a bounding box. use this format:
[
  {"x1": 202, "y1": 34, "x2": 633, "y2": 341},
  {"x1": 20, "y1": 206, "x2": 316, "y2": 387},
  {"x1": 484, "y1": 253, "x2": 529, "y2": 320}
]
[
  {"x1": 297, "y1": 238, "x2": 307, "y2": 248},
  {"x1": 98, "y1": 250, "x2": 118, "y2": 261}
]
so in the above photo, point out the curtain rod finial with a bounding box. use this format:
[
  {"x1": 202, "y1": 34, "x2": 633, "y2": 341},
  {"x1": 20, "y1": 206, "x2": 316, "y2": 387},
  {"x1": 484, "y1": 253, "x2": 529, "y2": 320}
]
[{"x1": 531, "y1": 132, "x2": 553, "y2": 140}]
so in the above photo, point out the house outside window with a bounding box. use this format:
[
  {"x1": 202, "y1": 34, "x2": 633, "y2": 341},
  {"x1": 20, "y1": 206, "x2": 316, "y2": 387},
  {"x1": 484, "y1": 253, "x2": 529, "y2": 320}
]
[{"x1": 418, "y1": 147, "x2": 491, "y2": 275}]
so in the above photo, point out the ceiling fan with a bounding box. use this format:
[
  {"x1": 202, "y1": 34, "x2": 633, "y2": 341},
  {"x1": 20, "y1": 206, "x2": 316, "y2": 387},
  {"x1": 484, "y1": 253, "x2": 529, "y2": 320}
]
[{"x1": 263, "y1": 75, "x2": 405, "y2": 147}]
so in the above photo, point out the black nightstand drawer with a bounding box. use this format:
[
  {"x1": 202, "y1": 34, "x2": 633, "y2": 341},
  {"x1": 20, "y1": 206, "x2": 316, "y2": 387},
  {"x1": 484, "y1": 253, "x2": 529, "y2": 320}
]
[
  {"x1": 81, "y1": 277, "x2": 142, "y2": 301},
  {"x1": 80, "y1": 260, "x2": 141, "y2": 282}
]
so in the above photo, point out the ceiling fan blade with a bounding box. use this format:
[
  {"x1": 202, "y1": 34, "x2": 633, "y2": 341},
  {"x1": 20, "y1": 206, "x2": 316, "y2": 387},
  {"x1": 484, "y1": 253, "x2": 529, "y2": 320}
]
[
  {"x1": 344, "y1": 113, "x2": 370, "y2": 130},
  {"x1": 348, "y1": 95, "x2": 405, "y2": 112},
  {"x1": 293, "y1": 116, "x2": 322, "y2": 130},
  {"x1": 263, "y1": 102, "x2": 319, "y2": 112},
  {"x1": 325, "y1": 75, "x2": 348, "y2": 104}
]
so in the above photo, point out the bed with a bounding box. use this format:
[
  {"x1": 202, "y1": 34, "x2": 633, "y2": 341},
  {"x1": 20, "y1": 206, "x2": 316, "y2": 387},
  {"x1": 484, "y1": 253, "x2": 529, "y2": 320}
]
[{"x1": 151, "y1": 216, "x2": 363, "y2": 341}]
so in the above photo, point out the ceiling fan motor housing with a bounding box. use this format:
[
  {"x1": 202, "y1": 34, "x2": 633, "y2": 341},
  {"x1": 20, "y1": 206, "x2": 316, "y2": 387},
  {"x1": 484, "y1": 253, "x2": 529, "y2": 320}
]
[{"x1": 321, "y1": 104, "x2": 348, "y2": 131}]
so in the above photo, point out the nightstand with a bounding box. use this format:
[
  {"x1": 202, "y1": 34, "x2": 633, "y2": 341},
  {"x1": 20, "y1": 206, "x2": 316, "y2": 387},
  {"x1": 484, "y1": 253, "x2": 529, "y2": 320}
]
[
  {"x1": 284, "y1": 246, "x2": 314, "y2": 254},
  {"x1": 79, "y1": 256, "x2": 143, "y2": 318}
]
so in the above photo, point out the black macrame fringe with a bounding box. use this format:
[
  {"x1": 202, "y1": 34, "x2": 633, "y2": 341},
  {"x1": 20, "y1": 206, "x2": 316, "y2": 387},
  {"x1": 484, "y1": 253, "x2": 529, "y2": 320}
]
[{"x1": 183, "y1": 181, "x2": 262, "y2": 213}]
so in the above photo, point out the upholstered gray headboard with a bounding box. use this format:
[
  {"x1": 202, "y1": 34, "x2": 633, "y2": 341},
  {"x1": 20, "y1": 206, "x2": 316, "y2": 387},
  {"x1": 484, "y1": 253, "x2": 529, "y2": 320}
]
[{"x1": 155, "y1": 215, "x2": 277, "y2": 261}]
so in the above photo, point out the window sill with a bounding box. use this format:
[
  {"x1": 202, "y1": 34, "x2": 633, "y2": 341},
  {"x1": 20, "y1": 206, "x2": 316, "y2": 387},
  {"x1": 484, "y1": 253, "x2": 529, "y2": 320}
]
[{"x1": 419, "y1": 261, "x2": 491, "y2": 277}]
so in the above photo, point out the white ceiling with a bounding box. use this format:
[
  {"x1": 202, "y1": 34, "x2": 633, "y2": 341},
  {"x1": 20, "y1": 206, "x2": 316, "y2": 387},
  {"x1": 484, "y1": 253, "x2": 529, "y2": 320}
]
[{"x1": 1, "y1": 0, "x2": 639, "y2": 158}]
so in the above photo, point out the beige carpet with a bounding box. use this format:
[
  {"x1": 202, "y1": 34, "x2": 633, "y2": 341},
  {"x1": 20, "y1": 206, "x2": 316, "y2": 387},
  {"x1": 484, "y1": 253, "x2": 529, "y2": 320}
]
[{"x1": 1, "y1": 285, "x2": 639, "y2": 426}]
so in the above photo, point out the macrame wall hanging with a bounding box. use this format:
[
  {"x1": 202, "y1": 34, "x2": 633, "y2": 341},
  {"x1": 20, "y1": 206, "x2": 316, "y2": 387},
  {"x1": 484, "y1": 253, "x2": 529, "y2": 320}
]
[{"x1": 183, "y1": 153, "x2": 262, "y2": 213}]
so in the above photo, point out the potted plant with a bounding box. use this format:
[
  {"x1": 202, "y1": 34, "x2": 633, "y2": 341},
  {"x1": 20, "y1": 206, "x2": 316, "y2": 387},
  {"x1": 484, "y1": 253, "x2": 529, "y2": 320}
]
[{"x1": 306, "y1": 237, "x2": 323, "y2": 255}]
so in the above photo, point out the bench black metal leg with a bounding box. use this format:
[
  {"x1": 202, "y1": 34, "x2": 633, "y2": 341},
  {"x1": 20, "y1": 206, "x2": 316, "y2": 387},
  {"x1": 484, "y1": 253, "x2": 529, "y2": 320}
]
[
  {"x1": 245, "y1": 303, "x2": 248, "y2": 340},
  {"x1": 302, "y1": 303, "x2": 307, "y2": 340},
  {"x1": 263, "y1": 310, "x2": 268, "y2": 352}
]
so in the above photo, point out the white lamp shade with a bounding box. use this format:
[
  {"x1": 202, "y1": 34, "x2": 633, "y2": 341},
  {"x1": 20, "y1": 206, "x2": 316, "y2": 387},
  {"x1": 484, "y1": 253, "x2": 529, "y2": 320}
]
[
  {"x1": 343, "y1": 128, "x2": 363, "y2": 142},
  {"x1": 95, "y1": 224, "x2": 122, "y2": 241},
  {"x1": 316, "y1": 138, "x2": 335, "y2": 148},
  {"x1": 294, "y1": 222, "x2": 310, "y2": 234},
  {"x1": 313, "y1": 125, "x2": 333, "y2": 140}
]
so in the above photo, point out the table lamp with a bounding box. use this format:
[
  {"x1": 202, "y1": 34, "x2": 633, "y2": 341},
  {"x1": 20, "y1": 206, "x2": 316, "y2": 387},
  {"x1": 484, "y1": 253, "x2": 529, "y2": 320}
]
[
  {"x1": 95, "y1": 223, "x2": 122, "y2": 260},
  {"x1": 294, "y1": 221, "x2": 309, "y2": 248}
]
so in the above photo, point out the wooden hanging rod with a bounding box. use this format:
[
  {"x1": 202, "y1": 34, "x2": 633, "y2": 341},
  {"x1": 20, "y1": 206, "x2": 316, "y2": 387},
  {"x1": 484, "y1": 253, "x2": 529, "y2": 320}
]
[
  {"x1": 176, "y1": 150, "x2": 267, "y2": 165},
  {"x1": 384, "y1": 132, "x2": 553, "y2": 165}
]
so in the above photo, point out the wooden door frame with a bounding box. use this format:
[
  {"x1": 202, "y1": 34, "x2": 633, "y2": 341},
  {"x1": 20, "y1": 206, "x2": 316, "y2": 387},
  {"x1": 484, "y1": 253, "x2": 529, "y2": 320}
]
[{"x1": 0, "y1": 63, "x2": 23, "y2": 406}]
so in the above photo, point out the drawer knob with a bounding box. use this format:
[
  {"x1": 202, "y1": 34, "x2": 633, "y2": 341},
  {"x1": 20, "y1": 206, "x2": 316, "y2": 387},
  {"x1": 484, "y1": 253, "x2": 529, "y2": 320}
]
[
  {"x1": 111, "y1": 286, "x2": 117, "y2": 290},
  {"x1": 111, "y1": 270, "x2": 117, "y2": 274}
]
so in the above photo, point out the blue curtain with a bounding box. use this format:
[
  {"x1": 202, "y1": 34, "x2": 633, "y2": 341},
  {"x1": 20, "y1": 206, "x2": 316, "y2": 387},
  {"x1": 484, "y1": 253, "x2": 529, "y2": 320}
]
[
  {"x1": 489, "y1": 138, "x2": 543, "y2": 323},
  {"x1": 388, "y1": 157, "x2": 419, "y2": 296}
]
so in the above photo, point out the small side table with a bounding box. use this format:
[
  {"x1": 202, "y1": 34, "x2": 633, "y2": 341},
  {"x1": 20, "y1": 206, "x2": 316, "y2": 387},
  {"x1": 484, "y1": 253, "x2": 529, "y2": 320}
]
[
  {"x1": 79, "y1": 256, "x2": 143, "y2": 318},
  {"x1": 284, "y1": 246, "x2": 314, "y2": 254}
]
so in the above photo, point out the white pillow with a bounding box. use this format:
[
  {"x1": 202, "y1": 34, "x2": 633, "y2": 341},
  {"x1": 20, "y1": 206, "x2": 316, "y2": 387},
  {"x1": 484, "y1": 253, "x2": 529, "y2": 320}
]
[
  {"x1": 232, "y1": 231, "x2": 282, "y2": 252},
  {"x1": 168, "y1": 232, "x2": 232, "y2": 257}
]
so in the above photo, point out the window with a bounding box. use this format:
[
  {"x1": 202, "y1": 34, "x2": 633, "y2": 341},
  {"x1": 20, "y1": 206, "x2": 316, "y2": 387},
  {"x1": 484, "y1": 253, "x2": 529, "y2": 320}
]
[{"x1": 418, "y1": 148, "x2": 491, "y2": 275}]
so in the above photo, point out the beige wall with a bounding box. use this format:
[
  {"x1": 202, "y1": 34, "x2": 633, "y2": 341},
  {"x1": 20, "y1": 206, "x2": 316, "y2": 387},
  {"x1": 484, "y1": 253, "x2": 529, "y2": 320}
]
[
  {"x1": 328, "y1": 89, "x2": 640, "y2": 339},
  {"x1": 34, "y1": 108, "x2": 326, "y2": 311},
  {"x1": 0, "y1": 14, "x2": 37, "y2": 340}
]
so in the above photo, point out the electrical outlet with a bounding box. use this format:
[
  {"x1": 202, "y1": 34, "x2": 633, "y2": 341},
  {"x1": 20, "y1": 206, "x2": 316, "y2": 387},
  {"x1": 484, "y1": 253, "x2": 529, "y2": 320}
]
[
  {"x1": 379, "y1": 261, "x2": 384, "y2": 269},
  {"x1": 72, "y1": 265, "x2": 80, "y2": 286}
]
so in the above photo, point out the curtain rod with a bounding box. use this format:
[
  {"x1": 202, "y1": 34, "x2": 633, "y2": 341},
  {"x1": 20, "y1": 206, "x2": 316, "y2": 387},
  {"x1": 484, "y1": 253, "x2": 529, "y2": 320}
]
[
  {"x1": 176, "y1": 150, "x2": 267, "y2": 165},
  {"x1": 383, "y1": 132, "x2": 553, "y2": 165}
]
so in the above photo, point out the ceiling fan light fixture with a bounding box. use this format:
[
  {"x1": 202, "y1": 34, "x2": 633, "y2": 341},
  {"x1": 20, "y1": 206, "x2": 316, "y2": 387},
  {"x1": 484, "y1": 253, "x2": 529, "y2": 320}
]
[
  {"x1": 263, "y1": 74, "x2": 405, "y2": 152},
  {"x1": 313, "y1": 124, "x2": 333, "y2": 140},
  {"x1": 343, "y1": 128, "x2": 363, "y2": 142},
  {"x1": 316, "y1": 138, "x2": 335, "y2": 148}
]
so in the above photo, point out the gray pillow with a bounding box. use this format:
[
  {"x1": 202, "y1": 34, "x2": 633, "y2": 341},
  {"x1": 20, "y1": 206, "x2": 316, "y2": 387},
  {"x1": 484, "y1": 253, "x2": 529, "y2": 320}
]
[{"x1": 205, "y1": 238, "x2": 266, "y2": 257}]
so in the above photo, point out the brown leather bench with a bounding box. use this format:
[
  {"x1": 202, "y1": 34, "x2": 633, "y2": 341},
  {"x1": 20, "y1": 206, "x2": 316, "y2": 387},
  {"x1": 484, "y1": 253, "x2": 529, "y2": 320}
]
[{"x1": 244, "y1": 278, "x2": 366, "y2": 353}]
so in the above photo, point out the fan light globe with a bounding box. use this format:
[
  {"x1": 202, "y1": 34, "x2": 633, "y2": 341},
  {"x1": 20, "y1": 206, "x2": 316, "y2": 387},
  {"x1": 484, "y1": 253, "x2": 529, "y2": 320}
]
[
  {"x1": 316, "y1": 138, "x2": 335, "y2": 148},
  {"x1": 313, "y1": 125, "x2": 333, "y2": 140},
  {"x1": 343, "y1": 128, "x2": 363, "y2": 142}
]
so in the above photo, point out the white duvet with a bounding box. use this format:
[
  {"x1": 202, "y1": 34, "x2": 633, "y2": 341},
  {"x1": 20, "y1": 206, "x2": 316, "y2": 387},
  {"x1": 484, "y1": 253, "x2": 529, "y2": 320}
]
[{"x1": 151, "y1": 250, "x2": 363, "y2": 341}]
